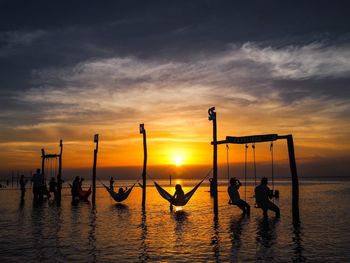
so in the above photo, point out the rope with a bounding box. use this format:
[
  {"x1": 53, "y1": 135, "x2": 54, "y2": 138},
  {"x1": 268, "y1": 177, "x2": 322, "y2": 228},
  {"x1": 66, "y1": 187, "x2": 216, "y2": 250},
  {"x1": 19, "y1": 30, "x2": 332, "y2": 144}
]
[
  {"x1": 54, "y1": 157, "x2": 57, "y2": 177},
  {"x1": 270, "y1": 142, "x2": 275, "y2": 192},
  {"x1": 252, "y1": 143, "x2": 257, "y2": 187},
  {"x1": 244, "y1": 144, "x2": 248, "y2": 201},
  {"x1": 148, "y1": 168, "x2": 213, "y2": 185},
  {"x1": 226, "y1": 144, "x2": 230, "y2": 185}
]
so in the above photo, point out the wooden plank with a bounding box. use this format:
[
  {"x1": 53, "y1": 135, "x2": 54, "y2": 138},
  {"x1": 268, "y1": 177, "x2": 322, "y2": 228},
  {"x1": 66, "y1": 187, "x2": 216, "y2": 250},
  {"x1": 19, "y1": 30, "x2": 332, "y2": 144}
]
[{"x1": 226, "y1": 134, "x2": 278, "y2": 144}]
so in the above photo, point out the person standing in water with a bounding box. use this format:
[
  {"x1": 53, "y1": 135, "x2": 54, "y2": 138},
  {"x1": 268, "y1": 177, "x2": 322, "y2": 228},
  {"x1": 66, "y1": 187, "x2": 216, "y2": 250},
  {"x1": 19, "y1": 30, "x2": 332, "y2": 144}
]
[
  {"x1": 255, "y1": 177, "x2": 280, "y2": 219},
  {"x1": 19, "y1": 175, "x2": 27, "y2": 201},
  {"x1": 49, "y1": 177, "x2": 58, "y2": 200},
  {"x1": 71, "y1": 176, "x2": 80, "y2": 198},
  {"x1": 79, "y1": 178, "x2": 85, "y2": 191},
  {"x1": 32, "y1": 168, "x2": 43, "y2": 203},
  {"x1": 228, "y1": 177, "x2": 250, "y2": 216},
  {"x1": 110, "y1": 177, "x2": 114, "y2": 190}
]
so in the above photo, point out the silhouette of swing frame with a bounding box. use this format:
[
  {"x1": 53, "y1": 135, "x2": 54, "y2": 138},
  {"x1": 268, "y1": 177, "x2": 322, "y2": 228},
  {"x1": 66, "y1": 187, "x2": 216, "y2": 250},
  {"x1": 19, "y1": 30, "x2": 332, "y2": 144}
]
[
  {"x1": 41, "y1": 140, "x2": 63, "y2": 201},
  {"x1": 208, "y1": 107, "x2": 299, "y2": 225}
]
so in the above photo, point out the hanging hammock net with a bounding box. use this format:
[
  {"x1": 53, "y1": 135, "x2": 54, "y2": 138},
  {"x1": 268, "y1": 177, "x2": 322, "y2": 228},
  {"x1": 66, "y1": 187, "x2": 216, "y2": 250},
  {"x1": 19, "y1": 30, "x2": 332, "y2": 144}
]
[
  {"x1": 103, "y1": 183, "x2": 135, "y2": 203},
  {"x1": 154, "y1": 171, "x2": 211, "y2": 206}
]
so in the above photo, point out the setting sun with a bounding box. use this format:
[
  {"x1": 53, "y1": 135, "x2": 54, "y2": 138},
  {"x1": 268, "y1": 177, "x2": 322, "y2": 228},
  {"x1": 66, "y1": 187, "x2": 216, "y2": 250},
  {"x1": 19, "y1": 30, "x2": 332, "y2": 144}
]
[
  {"x1": 167, "y1": 149, "x2": 190, "y2": 166},
  {"x1": 174, "y1": 155, "x2": 183, "y2": 166}
]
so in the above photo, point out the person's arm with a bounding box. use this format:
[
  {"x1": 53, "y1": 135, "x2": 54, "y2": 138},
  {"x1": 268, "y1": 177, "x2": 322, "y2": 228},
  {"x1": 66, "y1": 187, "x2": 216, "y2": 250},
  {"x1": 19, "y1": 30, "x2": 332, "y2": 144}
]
[
  {"x1": 172, "y1": 191, "x2": 177, "y2": 200},
  {"x1": 237, "y1": 179, "x2": 242, "y2": 189},
  {"x1": 267, "y1": 187, "x2": 273, "y2": 199}
]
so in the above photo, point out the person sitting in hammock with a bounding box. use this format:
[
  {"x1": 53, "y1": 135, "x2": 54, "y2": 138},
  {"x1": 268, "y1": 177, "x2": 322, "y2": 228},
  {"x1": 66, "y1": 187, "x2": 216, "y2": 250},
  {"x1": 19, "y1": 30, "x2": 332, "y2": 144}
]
[
  {"x1": 118, "y1": 186, "x2": 128, "y2": 195},
  {"x1": 228, "y1": 177, "x2": 250, "y2": 216},
  {"x1": 170, "y1": 184, "x2": 185, "y2": 211}
]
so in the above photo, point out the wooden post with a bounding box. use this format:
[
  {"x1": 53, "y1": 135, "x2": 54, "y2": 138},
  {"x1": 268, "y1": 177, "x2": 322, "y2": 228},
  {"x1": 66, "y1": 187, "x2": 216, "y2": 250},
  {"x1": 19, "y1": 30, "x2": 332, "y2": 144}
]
[
  {"x1": 208, "y1": 107, "x2": 218, "y2": 215},
  {"x1": 140, "y1": 124, "x2": 147, "y2": 209},
  {"x1": 92, "y1": 134, "x2": 99, "y2": 206},
  {"x1": 57, "y1": 140, "x2": 63, "y2": 203},
  {"x1": 140, "y1": 123, "x2": 147, "y2": 209},
  {"x1": 41, "y1": 149, "x2": 45, "y2": 178},
  {"x1": 286, "y1": 135, "x2": 300, "y2": 224}
]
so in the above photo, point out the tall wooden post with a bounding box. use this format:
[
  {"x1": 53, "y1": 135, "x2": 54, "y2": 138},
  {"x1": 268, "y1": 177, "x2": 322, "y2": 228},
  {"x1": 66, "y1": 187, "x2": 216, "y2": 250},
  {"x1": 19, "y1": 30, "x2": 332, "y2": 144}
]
[
  {"x1": 140, "y1": 124, "x2": 147, "y2": 209},
  {"x1": 287, "y1": 135, "x2": 300, "y2": 224},
  {"x1": 208, "y1": 107, "x2": 218, "y2": 215},
  {"x1": 41, "y1": 149, "x2": 45, "y2": 177},
  {"x1": 57, "y1": 139, "x2": 63, "y2": 203},
  {"x1": 92, "y1": 134, "x2": 99, "y2": 206}
]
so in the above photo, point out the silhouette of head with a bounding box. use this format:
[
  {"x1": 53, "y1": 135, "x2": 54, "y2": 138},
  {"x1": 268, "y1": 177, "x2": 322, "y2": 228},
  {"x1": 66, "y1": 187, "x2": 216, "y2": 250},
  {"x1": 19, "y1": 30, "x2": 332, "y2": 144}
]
[
  {"x1": 209, "y1": 178, "x2": 212, "y2": 182},
  {"x1": 261, "y1": 177, "x2": 268, "y2": 185},
  {"x1": 175, "y1": 184, "x2": 182, "y2": 191},
  {"x1": 75, "y1": 176, "x2": 80, "y2": 181},
  {"x1": 230, "y1": 177, "x2": 237, "y2": 185},
  {"x1": 36, "y1": 168, "x2": 40, "y2": 174}
]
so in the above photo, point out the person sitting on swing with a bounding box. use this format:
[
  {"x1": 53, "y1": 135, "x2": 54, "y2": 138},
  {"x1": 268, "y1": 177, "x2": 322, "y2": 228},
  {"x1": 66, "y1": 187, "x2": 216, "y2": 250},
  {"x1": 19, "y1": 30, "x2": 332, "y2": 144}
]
[
  {"x1": 255, "y1": 177, "x2": 280, "y2": 218},
  {"x1": 170, "y1": 184, "x2": 185, "y2": 211},
  {"x1": 228, "y1": 177, "x2": 250, "y2": 216}
]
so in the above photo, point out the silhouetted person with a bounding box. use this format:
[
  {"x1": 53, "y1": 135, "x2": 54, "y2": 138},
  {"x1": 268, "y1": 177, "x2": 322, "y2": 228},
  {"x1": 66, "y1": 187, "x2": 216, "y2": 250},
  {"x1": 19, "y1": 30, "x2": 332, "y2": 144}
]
[
  {"x1": 228, "y1": 177, "x2": 250, "y2": 216},
  {"x1": 255, "y1": 177, "x2": 280, "y2": 218},
  {"x1": 170, "y1": 184, "x2": 185, "y2": 211},
  {"x1": 79, "y1": 177, "x2": 85, "y2": 191},
  {"x1": 209, "y1": 178, "x2": 215, "y2": 196},
  {"x1": 32, "y1": 168, "x2": 43, "y2": 203},
  {"x1": 118, "y1": 187, "x2": 127, "y2": 195},
  {"x1": 42, "y1": 181, "x2": 51, "y2": 199},
  {"x1": 110, "y1": 177, "x2": 114, "y2": 190},
  {"x1": 19, "y1": 175, "x2": 27, "y2": 201},
  {"x1": 49, "y1": 177, "x2": 58, "y2": 199},
  {"x1": 71, "y1": 176, "x2": 80, "y2": 198}
]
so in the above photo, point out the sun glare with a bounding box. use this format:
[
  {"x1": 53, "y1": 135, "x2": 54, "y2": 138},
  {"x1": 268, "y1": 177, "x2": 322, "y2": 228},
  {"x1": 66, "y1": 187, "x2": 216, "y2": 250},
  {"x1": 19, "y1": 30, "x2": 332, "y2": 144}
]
[{"x1": 174, "y1": 155, "x2": 183, "y2": 166}]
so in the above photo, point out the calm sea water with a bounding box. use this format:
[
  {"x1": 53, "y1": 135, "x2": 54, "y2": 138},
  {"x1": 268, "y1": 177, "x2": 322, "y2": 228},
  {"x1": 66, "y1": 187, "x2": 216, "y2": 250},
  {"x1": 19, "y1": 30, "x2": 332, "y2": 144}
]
[{"x1": 0, "y1": 179, "x2": 349, "y2": 262}]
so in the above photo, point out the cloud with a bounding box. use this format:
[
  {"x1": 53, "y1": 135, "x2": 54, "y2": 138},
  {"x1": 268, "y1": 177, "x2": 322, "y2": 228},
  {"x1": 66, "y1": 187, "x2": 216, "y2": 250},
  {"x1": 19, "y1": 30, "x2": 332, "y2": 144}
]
[
  {"x1": 241, "y1": 42, "x2": 350, "y2": 79},
  {"x1": 0, "y1": 30, "x2": 46, "y2": 57}
]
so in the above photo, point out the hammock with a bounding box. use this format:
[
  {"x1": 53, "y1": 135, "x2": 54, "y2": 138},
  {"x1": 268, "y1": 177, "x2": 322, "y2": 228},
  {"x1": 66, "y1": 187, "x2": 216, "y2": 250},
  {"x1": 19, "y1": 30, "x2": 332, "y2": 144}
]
[
  {"x1": 154, "y1": 176, "x2": 208, "y2": 206},
  {"x1": 69, "y1": 184, "x2": 91, "y2": 200},
  {"x1": 79, "y1": 187, "x2": 91, "y2": 200},
  {"x1": 103, "y1": 184, "x2": 135, "y2": 203}
]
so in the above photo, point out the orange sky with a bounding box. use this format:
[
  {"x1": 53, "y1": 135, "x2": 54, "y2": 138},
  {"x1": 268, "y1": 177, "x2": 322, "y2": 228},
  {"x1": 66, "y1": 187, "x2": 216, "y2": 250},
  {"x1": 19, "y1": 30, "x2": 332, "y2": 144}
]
[{"x1": 1, "y1": 106, "x2": 349, "y2": 179}]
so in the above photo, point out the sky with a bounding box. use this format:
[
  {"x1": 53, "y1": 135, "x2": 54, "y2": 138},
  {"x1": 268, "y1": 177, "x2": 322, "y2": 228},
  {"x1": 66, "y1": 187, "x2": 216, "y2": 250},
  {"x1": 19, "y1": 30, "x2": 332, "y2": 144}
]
[{"x1": 0, "y1": 1, "x2": 350, "y2": 179}]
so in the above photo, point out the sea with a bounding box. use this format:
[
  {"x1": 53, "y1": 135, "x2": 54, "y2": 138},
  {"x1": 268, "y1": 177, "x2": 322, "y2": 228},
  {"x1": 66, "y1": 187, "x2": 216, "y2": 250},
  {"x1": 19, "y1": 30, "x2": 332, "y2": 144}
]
[{"x1": 0, "y1": 179, "x2": 349, "y2": 262}]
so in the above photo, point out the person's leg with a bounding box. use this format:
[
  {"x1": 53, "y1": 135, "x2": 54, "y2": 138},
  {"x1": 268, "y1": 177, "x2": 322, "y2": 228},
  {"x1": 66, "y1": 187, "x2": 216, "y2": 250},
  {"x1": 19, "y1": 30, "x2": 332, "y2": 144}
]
[
  {"x1": 268, "y1": 202, "x2": 280, "y2": 218},
  {"x1": 33, "y1": 187, "x2": 39, "y2": 203},
  {"x1": 235, "y1": 200, "x2": 247, "y2": 214},
  {"x1": 243, "y1": 200, "x2": 250, "y2": 216},
  {"x1": 263, "y1": 208, "x2": 268, "y2": 218}
]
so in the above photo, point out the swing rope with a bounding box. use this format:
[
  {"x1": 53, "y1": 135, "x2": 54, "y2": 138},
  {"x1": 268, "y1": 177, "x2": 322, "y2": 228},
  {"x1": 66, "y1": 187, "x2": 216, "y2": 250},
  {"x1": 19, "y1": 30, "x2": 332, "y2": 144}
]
[
  {"x1": 226, "y1": 144, "x2": 230, "y2": 185},
  {"x1": 252, "y1": 143, "x2": 257, "y2": 187},
  {"x1": 244, "y1": 144, "x2": 248, "y2": 201},
  {"x1": 54, "y1": 157, "x2": 57, "y2": 177},
  {"x1": 270, "y1": 142, "x2": 275, "y2": 192}
]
